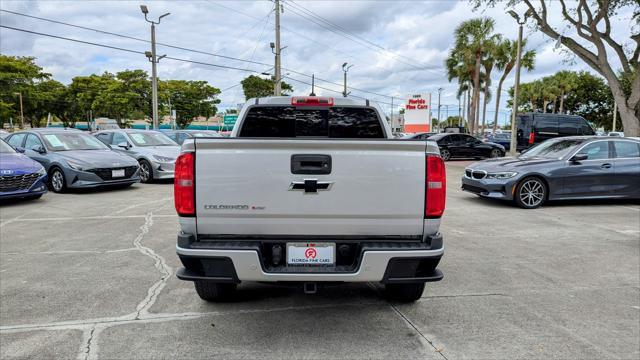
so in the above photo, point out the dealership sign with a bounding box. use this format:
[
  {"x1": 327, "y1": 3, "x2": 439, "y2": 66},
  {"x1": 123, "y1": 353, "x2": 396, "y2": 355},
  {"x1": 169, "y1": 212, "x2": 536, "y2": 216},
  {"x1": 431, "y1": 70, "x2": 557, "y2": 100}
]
[{"x1": 404, "y1": 93, "x2": 431, "y2": 133}]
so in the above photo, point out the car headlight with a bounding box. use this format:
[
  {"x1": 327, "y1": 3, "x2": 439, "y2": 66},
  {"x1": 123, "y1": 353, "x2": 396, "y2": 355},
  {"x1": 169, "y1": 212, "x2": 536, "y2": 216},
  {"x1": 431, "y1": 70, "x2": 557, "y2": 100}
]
[
  {"x1": 153, "y1": 155, "x2": 175, "y2": 162},
  {"x1": 66, "y1": 161, "x2": 86, "y2": 171},
  {"x1": 37, "y1": 166, "x2": 46, "y2": 175},
  {"x1": 485, "y1": 171, "x2": 518, "y2": 179}
]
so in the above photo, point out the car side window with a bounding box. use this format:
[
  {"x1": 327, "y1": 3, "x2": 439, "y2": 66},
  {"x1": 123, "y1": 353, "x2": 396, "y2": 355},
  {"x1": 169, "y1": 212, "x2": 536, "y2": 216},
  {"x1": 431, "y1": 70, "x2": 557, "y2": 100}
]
[
  {"x1": 111, "y1": 132, "x2": 128, "y2": 146},
  {"x1": 447, "y1": 135, "x2": 460, "y2": 143},
  {"x1": 95, "y1": 133, "x2": 112, "y2": 145},
  {"x1": 177, "y1": 133, "x2": 189, "y2": 143},
  {"x1": 24, "y1": 134, "x2": 44, "y2": 151},
  {"x1": 7, "y1": 133, "x2": 26, "y2": 148},
  {"x1": 579, "y1": 142, "x2": 611, "y2": 160},
  {"x1": 613, "y1": 141, "x2": 640, "y2": 158},
  {"x1": 461, "y1": 135, "x2": 475, "y2": 143}
]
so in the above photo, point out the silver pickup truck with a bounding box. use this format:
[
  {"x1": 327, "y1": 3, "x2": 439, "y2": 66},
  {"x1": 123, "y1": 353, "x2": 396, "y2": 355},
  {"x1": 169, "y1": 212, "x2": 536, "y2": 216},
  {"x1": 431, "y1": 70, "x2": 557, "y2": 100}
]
[{"x1": 174, "y1": 96, "x2": 446, "y2": 302}]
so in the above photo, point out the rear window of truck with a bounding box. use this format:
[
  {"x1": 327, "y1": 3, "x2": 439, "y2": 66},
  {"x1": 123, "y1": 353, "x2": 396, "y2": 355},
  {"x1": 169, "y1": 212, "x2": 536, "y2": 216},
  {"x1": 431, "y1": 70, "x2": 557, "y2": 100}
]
[{"x1": 238, "y1": 106, "x2": 384, "y2": 138}]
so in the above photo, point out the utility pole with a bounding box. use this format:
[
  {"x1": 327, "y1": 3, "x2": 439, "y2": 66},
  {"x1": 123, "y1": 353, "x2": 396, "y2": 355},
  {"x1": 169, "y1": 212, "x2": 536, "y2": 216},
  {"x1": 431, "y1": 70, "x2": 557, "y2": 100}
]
[
  {"x1": 141, "y1": 5, "x2": 169, "y2": 129},
  {"x1": 437, "y1": 87, "x2": 443, "y2": 128},
  {"x1": 508, "y1": 9, "x2": 531, "y2": 156},
  {"x1": 14, "y1": 92, "x2": 24, "y2": 129},
  {"x1": 273, "y1": 0, "x2": 282, "y2": 96},
  {"x1": 342, "y1": 62, "x2": 354, "y2": 97},
  {"x1": 390, "y1": 97, "x2": 394, "y2": 132},
  {"x1": 310, "y1": 74, "x2": 316, "y2": 96}
]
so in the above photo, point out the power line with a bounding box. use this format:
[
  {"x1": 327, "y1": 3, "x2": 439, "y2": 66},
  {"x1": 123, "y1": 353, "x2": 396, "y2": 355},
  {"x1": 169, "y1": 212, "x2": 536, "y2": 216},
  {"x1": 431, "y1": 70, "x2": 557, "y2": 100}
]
[
  {"x1": 0, "y1": 9, "x2": 273, "y2": 68},
  {"x1": 0, "y1": 9, "x2": 396, "y2": 101},
  {"x1": 0, "y1": 25, "x2": 270, "y2": 74},
  {"x1": 285, "y1": 1, "x2": 442, "y2": 73}
]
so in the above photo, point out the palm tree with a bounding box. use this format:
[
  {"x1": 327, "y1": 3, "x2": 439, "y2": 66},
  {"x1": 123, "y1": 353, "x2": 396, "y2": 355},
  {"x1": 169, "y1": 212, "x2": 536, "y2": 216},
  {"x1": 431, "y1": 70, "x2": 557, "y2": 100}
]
[
  {"x1": 480, "y1": 36, "x2": 501, "y2": 135},
  {"x1": 448, "y1": 17, "x2": 500, "y2": 134},
  {"x1": 552, "y1": 70, "x2": 578, "y2": 114},
  {"x1": 540, "y1": 77, "x2": 560, "y2": 113},
  {"x1": 491, "y1": 39, "x2": 536, "y2": 133}
]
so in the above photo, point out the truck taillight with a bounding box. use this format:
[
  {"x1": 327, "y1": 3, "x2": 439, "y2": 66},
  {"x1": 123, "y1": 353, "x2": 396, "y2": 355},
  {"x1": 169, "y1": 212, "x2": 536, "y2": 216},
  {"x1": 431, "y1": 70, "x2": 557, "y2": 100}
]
[
  {"x1": 174, "y1": 152, "x2": 195, "y2": 217},
  {"x1": 425, "y1": 154, "x2": 446, "y2": 218},
  {"x1": 528, "y1": 132, "x2": 535, "y2": 144}
]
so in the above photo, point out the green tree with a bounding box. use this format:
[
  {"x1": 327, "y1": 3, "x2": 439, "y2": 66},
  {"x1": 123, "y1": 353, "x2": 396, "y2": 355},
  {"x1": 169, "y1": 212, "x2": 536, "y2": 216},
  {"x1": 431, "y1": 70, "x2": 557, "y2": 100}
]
[
  {"x1": 552, "y1": 70, "x2": 578, "y2": 114},
  {"x1": 160, "y1": 80, "x2": 221, "y2": 128},
  {"x1": 240, "y1": 75, "x2": 293, "y2": 100},
  {"x1": 471, "y1": 0, "x2": 640, "y2": 136},
  {"x1": 0, "y1": 55, "x2": 51, "y2": 127},
  {"x1": 65, "y1": 73, "x2": 115, "y2": 125},
  {"x1": 492, "y1": 38, "x2": 535, "y2": 133}
]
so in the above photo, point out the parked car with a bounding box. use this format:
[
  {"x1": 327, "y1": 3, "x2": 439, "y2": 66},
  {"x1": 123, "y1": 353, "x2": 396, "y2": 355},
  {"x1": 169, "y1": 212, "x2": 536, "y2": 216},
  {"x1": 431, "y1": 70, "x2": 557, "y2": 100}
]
[
  {"x1": 516, "y1": 113, "x2": 595, "y2": 151},
  {"x1": 608, "y1": 131, "x2": 625, "y2": 137},
  {"x1": 0, "y1": 138, "x2": 48, "y2": 200},
  {"x1": 0, "y1": 130, "x2": 9, "y2": 139},
  {"x1": 427, "y1": 132, "x2": 505, "y2": 161},
  {"x1": 485, "y1": 132, "x2": 512, "y2": 151},
  {"x1": 175, "y1": 96, "x2": 445, "y2": 303},
  {"x1": 160, "y1": 129, "x2": 222, "y2": 145},
  {"x1": 5, "y1": 129, "x2": 140, "y2": 193},
  {"x1": 443, "y1": 126, "x2": 467, "y2": 133},
  {"x1": 461, "y1": 136, "x2": 640, "y2": 209},
  {"x1": 94, "y1": 129, "x2": 180, "y2": 183},
  {"x1": 401, "y1": 132, "x2": 436, "y2": 140}
]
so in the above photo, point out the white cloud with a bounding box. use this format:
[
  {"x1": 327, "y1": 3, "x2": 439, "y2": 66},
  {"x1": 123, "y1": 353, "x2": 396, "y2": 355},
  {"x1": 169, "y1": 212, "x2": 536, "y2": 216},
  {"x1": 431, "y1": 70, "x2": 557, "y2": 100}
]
[{"x1": 0, "y1": 0, "x2": 636, "y2": 119}]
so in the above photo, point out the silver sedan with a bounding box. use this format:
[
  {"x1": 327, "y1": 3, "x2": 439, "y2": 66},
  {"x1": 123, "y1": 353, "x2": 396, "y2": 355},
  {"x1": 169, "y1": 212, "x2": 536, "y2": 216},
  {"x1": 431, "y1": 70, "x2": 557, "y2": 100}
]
[{"x1": 94, "y1": 130, "x2": 180, "y2": 183}]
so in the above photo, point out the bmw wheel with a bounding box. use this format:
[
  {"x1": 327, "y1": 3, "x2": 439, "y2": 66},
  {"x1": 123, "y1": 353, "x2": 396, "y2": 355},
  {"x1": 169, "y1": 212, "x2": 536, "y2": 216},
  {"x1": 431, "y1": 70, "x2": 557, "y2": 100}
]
[
  {"x1": 138, "y1": 160, "x2": 153, "y2": 183},
  {"x1": 49, "y1": 168, "x2": 66, "y2": 193},
  {"x1": 515, "y1": 177, "x2": 546, "y2": 209},
  {"x1": 490, "y1": 148, "x2": 502, "y2": 158},
  {"x1": 440, "y1": 149, "x2": 451, "y2": 161}
]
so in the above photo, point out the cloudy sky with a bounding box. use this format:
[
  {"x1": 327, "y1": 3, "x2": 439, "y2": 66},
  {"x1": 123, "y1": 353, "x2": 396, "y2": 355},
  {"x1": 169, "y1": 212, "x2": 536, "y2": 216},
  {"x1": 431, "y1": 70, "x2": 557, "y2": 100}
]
[{"x1": 1, "y1": 0, "x2": 637, "y2": 126}]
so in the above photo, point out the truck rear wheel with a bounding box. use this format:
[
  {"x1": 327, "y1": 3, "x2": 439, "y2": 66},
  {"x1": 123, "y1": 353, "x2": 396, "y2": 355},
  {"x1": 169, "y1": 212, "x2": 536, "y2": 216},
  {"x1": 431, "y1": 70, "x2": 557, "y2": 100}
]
[
  {"x1": 194, "y1": 281, "x2": 237, "y2": 302},
  {"x1": 384, "y1": 283, "x2": 425, "y2": 303}
]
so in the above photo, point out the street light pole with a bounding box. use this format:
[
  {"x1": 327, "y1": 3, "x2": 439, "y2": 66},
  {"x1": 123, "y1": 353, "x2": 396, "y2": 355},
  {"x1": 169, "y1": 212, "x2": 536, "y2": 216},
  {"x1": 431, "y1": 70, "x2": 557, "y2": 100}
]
[
  {"x1": 507, "y1": 9, "x2": 531, "y2": 156},
  {"x1": 437, "y1": 87, "x2": 443, "y2": 128},
  {"x1": 14, "y1": 92, "x2": 24, "y2": 129},
  {"x1": 342, "y1": 62, "x2": 354, "y2": 97},
  {"x1": 141, "y1": 5, "x2": 169, "y2": 129}
]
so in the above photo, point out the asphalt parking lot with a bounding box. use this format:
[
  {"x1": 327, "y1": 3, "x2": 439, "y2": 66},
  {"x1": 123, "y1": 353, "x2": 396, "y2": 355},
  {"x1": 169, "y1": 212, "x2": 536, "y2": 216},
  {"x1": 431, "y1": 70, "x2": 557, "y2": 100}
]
[{"x1": 1, "y1": 161, "x2": 638, "y2": 359}]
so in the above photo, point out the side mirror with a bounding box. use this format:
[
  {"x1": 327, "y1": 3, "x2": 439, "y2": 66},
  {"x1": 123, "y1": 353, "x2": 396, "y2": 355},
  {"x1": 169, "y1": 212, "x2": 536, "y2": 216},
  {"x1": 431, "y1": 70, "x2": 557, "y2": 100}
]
[
  {"x1": 34, "y1": 145, "x2": 46, "y2": 154},
  {"x1": 117, "y1": 142, "x2": 130, "y2": 150},
  {"x1": 15, "y1": 146, "x2": 26, "y2": 153},
  {"x1": 570, "y1": 153, "x2": 588, "y2": 162}
]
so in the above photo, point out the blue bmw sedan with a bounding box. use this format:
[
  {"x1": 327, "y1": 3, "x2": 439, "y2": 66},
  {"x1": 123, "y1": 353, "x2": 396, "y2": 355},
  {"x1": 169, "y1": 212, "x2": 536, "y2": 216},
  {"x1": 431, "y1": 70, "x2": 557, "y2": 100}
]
[{"x1": 462, "y1": 136, "x2": 640, "y2": 208}]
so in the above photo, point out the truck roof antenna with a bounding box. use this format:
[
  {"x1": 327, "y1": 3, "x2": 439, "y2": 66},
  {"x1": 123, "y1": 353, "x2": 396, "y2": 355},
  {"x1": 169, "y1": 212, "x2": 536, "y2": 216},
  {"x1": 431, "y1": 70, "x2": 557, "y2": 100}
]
[{"x1": 309, "y1": 74, "x2": 316, "y2": 96}]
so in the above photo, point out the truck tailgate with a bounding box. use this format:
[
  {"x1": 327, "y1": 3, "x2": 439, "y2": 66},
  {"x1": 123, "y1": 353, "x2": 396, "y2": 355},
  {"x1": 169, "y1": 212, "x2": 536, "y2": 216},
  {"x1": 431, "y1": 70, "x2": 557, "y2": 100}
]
[{"x1": 194, "y1": 139, "x2": 426, "y2": 236}]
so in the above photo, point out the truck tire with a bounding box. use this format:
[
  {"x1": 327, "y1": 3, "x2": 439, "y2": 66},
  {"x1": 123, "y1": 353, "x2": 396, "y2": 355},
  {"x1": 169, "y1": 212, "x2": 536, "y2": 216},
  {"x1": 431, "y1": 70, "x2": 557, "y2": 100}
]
[
  {"x1": 194, "y1": 281, "x2": 237, "y2": 302},
  {"x1": 384, "y1": 283, "x2": 425, "y2": 303}
]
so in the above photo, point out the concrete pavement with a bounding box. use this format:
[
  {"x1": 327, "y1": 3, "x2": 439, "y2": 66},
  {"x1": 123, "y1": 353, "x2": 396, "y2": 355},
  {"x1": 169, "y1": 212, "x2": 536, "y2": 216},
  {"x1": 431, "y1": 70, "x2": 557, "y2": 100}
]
[{"x1": 1, "y1": 162, "x2": 638, "y2": 359}]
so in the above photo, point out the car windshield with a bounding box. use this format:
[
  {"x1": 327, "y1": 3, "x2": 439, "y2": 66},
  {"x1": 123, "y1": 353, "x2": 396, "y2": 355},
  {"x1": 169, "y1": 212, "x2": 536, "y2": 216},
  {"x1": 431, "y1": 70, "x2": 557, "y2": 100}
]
[
  {"x1": 0, "y1": 139, "x2": 16, "y2": 153},
  {"x1": 521, "y1": 138, "x2": 586, "y2": 159},
  {"x1": 128, "y1": 132, "x2": 176, "y2": 146},
  {"x1": 42, "y1": 133, "x2": 108, "y2": 151}
]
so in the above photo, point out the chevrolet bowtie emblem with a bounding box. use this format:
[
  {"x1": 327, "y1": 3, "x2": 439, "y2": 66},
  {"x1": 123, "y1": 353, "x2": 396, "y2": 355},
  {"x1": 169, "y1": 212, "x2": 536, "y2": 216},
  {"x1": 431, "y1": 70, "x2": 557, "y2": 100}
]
[{"x1": 289, "y1": 179, "x2": 333, "y2": 194}]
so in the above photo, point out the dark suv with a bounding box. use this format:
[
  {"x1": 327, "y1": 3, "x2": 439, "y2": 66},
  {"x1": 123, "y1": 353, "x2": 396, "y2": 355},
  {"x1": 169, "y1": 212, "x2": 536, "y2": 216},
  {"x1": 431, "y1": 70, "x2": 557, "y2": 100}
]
[{"x1": 516, "y1": 113, "x2": 595, "y2": 151}]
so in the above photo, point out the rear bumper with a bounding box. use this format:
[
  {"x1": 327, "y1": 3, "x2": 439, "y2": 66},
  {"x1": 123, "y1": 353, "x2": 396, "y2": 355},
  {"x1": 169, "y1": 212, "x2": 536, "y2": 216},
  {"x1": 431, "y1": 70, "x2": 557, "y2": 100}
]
[{"x1": 175, "y1": 233, "x2": 444, "y2": 283}]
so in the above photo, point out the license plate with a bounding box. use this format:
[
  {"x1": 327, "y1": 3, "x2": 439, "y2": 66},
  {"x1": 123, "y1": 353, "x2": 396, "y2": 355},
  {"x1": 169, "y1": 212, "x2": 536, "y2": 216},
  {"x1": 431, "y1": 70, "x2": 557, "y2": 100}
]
[
  {"x1": 112, "y1": 169, "x2": 125, "y2": 178},
  {"x1": 287, "y1": 242, "x2": 335, "y2": 265}
]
